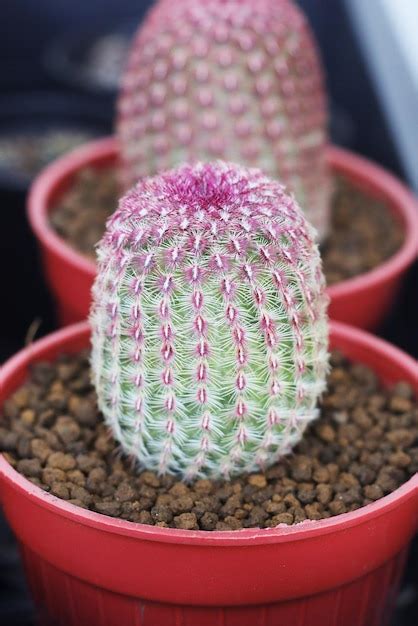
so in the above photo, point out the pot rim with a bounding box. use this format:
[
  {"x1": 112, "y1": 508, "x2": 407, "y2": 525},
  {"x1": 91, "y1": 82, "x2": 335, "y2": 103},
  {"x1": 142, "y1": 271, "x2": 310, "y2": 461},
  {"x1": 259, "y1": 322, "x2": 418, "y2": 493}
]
[
  {"x1": 1, "y1": 320, "x2": 417, "y2": 547},
  {"x1": 27, "y1": 136, "x2": 418, "y2": 298}
]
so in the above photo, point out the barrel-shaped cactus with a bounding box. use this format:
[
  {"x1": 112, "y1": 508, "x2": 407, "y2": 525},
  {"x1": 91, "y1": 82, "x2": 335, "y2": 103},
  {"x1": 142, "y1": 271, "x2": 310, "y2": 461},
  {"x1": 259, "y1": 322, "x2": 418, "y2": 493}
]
[
  {"x1": 91, "y1": 161, "x2": 329, "y2": 479},
  {"x1": 117, "y1": 0, "x2": 331, "y2": 239}
]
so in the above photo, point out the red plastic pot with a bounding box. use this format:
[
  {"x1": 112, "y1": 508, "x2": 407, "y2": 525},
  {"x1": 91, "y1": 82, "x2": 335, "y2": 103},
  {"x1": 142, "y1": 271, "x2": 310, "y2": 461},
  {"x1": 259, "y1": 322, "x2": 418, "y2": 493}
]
[
  {"x1": 1, "y1": 321, "x2": 417, "y2": 626},
  {"x1": 28, "y1": 137, "x2": 418, "y2": 329}
]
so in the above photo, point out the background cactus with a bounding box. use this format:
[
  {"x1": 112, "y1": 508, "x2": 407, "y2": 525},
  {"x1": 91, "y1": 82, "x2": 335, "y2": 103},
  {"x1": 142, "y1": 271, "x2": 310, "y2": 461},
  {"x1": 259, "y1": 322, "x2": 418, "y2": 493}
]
[
  {"x1": 91, "y1": 161, "x2": 329, "y2": 480},
  {"x1": 117, "y1": 0, "x2": 332, "y2": 240}
]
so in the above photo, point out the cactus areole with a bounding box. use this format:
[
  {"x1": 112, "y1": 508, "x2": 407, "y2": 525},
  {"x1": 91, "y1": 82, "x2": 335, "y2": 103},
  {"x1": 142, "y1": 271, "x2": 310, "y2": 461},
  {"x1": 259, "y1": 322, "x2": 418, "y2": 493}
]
[
  {"x1": 117, "y1": 0, "x2": 331, "y2": 239},
  {"x1": 91, "y1": 162, "x2": 329, "y2": 480}
]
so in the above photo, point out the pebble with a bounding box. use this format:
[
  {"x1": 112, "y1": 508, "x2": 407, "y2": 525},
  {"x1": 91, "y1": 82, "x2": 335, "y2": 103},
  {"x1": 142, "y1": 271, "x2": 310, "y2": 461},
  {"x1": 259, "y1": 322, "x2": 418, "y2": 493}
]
[
  {"x1": 115, "y1": 482, "x2": 136, "y2": 502},
  {"x1": 17, "y1": 458, "x2": 42, "y2": 478},
  {"x1": 272, "y1": 513, "x2": 294, "y2": 525},
  {"x1": 54, "y1": 416, "x2": 81, "y2": 444},
  {"x1": 364, "y1": 484, "x2": 384, "y2": 501},
  {"x1": 94, "y1": 501, "x2": 121, "y2": 517},
  {"x1": 248, "y1": 474, "x2": 267, "y2": 488},
  {"x1": 151, "y1": 505, "x2": 173, "y2": 524},
  {"x1": 47, "y1": 452, "x2": 76, "y2": 471},
  {"x1": 50, "y1": 482, "x2": 70, "y2": 499},
  {"x1": 30, "y1": 439, "x2": 51, "y2": 463},
  {"x1": 174, "y1": 513, "x2": 199, "y2": 530},
  {"x1": 200, "y1": 511, "x2": 219, "y2": 530}
]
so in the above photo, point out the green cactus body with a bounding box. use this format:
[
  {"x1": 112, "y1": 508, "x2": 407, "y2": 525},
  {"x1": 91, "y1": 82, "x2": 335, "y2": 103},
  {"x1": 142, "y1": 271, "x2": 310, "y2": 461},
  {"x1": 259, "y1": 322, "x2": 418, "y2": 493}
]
[
  {"x1": 91, "y1": 161, "x2": 329, "y2": 480},
  {"x1": 117, "y1": 0, "x2": 332, "y2": 239}
]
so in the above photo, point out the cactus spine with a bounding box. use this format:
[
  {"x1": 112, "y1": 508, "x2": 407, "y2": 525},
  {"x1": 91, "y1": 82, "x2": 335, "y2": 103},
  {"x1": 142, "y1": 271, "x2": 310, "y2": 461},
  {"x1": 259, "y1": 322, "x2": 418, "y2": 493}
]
[
  {"x1": 117, "y1": 0, "x2": 332, "y2": 239},
  {"x1": 91, "y1": 161, "x2": 329, "y2": 480}
]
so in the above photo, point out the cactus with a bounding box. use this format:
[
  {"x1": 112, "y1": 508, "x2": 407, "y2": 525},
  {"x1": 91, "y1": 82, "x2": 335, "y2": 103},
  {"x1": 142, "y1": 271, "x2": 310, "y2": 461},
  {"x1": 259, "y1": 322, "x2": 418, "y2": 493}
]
[
  {"x1": 91, "y1": 161, "x2": 329, "y2": 480},
  {"x1": 117, "y1": 0, "x2": 332, "y2": 240}
]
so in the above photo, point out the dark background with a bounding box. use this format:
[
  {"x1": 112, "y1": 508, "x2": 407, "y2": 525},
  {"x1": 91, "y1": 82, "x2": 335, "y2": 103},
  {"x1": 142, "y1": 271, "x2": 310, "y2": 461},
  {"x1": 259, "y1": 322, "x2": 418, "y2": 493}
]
[{"x1": 0, "y1": 1, "x2": 416, "y2": 625}]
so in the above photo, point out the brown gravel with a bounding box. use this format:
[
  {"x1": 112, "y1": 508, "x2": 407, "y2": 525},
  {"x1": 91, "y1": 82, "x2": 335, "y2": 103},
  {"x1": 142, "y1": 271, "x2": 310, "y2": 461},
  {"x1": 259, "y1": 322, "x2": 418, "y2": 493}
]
[
  {"x1": 322, "y1": 177, "x2": 404, "y2": 284},
  {"x1": 50, "y1": 167, "x2": 404, "y2": 285},
  {"x1": 50, "y1": 168, "x2": 117, "y2": 258},
  {"x1": 1, "y1": 350, "x2": 417, "y2": 530}
]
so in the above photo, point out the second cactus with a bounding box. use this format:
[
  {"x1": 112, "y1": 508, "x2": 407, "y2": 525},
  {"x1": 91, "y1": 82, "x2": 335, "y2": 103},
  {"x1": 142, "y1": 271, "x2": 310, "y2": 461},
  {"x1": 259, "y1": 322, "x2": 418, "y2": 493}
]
[{"x1": 117, "y1": 0, "x2": 332, "y2": 239}]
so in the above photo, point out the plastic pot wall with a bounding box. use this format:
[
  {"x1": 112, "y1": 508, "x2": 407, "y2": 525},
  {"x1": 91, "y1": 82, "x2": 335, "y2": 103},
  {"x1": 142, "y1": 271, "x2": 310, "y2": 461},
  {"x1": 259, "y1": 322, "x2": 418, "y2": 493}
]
[
  {"x1": 0, "y1": 321, "x2": 417, "y2": 626},
  {"x1": 27, "y1": 138, "x2": 418, "y2": 330}
]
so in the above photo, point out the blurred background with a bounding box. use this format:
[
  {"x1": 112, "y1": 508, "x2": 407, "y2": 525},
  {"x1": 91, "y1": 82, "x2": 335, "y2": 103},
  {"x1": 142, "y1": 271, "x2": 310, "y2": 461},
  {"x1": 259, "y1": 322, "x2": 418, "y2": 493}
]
[{"x1": 0, "y1": 1, "x2": 417, "y2": 624}]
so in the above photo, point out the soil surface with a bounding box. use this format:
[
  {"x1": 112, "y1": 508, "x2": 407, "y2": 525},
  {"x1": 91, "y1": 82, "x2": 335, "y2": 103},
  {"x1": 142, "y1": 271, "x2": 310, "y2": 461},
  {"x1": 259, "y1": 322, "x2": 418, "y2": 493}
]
[
  {"x1": 1, "y1": 350, "x2": 416, "y2": 530},
  {"x1": 50, "y1": 167, "x2": 404, "y2": 285}
]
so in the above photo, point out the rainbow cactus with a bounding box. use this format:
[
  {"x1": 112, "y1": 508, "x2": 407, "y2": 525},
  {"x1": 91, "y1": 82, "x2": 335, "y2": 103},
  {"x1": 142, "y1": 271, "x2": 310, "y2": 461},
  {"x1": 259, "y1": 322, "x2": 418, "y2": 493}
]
[
  {"x1": 117, "y1": 0, "x2": 332, "y2": 240},
  {"x1": 91, "y1": 161, "x2": 329, "y2": 480}
]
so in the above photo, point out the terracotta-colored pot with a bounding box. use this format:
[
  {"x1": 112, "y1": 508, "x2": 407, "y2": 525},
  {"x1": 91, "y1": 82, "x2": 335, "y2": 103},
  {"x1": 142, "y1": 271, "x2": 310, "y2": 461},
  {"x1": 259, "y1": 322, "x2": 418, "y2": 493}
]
[{"x1": 1, "y1": 320, "x2": 417, "y2": 626}]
